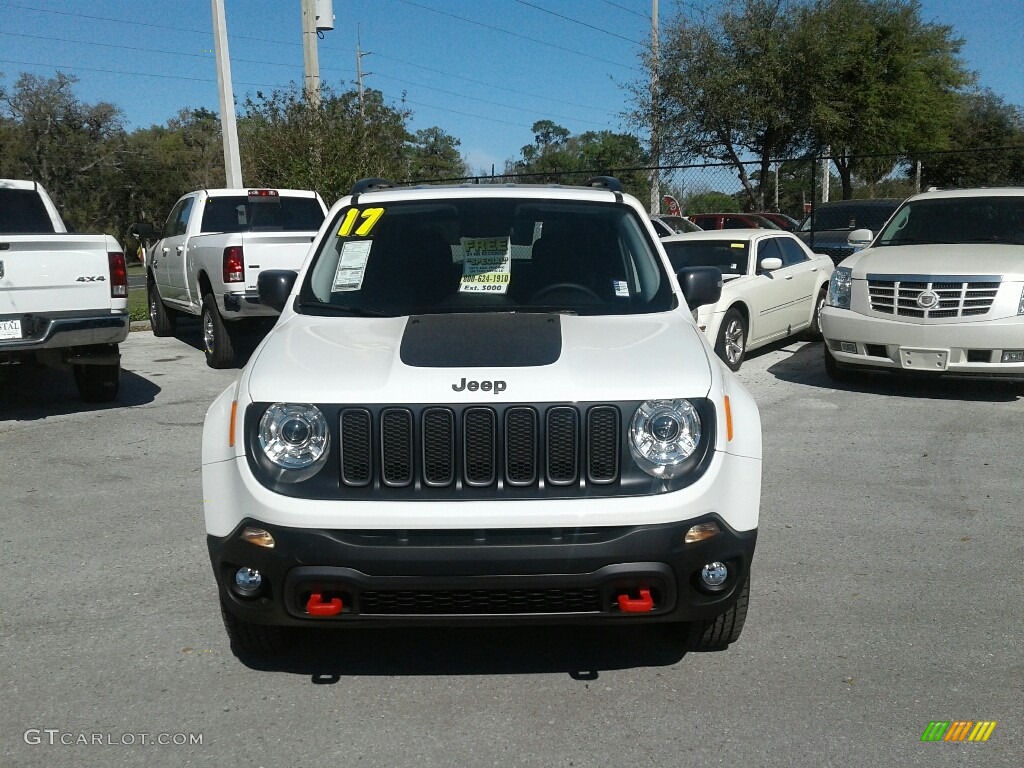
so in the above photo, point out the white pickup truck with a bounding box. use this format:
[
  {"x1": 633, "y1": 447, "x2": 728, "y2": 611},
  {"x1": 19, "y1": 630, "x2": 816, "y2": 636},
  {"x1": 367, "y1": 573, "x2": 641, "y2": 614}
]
[
  {"x1": 0, "y1": 179, "x2": 128, "y2": 402},
  {"x1": 133, "y1": 188, "x2": 327, "y2": 368}
]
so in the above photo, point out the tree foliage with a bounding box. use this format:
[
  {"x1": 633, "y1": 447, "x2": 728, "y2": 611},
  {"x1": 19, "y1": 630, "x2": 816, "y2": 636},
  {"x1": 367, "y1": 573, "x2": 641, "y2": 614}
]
[{"x1": 507, "y1": 120, "x2": 649, "y2": 199}]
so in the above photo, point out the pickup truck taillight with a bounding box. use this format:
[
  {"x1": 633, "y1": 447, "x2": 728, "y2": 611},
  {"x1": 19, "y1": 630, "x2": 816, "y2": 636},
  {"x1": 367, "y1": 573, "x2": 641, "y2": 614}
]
[
  {"x1": 223, "y1": 246, "x2": 244, "y2": 283},
  {"x1": 108, "y1": 251, "x2": 128, "y2": 298}
]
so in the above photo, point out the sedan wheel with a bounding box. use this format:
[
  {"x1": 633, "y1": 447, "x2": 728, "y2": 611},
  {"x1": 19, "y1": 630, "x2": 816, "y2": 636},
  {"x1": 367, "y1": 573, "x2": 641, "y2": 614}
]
[{"x1": 715, "y1": 309, "x2": 747, "y2": 371}]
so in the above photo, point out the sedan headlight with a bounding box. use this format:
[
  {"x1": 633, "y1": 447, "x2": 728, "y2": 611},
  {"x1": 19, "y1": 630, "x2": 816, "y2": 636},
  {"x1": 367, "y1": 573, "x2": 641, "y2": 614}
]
[
  {"x1": 629, "y1": 399, "x2": 702, "y2": 478},
  {"x1": 827, "y1": 267, "x2": 852, "y2": 309},
  {"x1": 258, "y1": 403, "x2": 329, "y2": 479}
]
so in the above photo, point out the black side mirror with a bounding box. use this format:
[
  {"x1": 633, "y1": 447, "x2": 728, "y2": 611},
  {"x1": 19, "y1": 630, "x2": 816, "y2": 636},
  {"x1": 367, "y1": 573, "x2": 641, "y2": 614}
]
[
  {"x1": 258, "y1": 270, "x2": 298, "y2": 312},
  {"x1": 677, "y1": 266, "x2": 722, "y2": 309},
  {"x1": 131, "y1": 221, "x2": 156, "y2": 240}
]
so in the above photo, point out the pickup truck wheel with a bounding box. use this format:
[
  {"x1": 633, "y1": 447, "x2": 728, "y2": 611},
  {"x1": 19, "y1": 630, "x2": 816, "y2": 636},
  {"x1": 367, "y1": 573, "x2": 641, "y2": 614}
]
[
  {"x1": 677, "y1": 572, "x2": 750, "y2": 652},
  {"x1": 220, "y1": 600, "x2": 291, "y2": 656},
  {"x1": 73, "y1": 363, "x2": 120, "y2": 403},
  {"x1": 714, "y1": 308, "x2": 746, "y2": 371},
  {"x1": 148, "y1": 282, "x2": 176, "y2": 337},
  {"x1": 201, "y1": 294, "x2": 237, "y2": 369}
]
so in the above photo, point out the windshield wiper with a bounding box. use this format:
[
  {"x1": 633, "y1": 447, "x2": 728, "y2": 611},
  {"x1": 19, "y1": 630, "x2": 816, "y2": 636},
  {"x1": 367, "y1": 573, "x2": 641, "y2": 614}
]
[{"x1": 296, "y1": 301, "x2": 391, "y2": 317}]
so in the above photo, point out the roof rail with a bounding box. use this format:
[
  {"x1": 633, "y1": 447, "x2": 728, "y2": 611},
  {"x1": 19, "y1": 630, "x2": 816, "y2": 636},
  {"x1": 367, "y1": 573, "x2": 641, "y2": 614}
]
[
  {"x1": 350, "y1": 178, "x2": 398, "y2": 195},
  {"x1": 583, "y1": 176, "x2": 623, "y2": 192}
]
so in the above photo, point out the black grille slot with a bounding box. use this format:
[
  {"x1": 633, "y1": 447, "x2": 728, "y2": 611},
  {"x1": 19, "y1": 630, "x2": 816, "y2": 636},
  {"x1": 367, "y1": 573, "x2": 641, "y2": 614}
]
[
  {"x1": 380, "y1": 409, "x2": 413, "y2": 486},
  {"x1": 339, "y1": 409, "x2": 372, "y2": 486},
  {"x1": 463, "y1": 408, "x2": 496, "y2": 486},
  {"x1": 359, "y1": 588, "x2": 602, "y2": 615},
  {"x1": 587, "y1": 406, "x2": 619, "y2": 483},
  {"x1": 421, "y1": 408, "x2": 455, "y2": 487},
  {"x1": 546, "y1": 406, "x2": 579, "y2": 485},
  {"x1": 505, "y1": 407, "x2": 538, "y2": 486},
  {"x1": 967, "y1": 349, "x2": 992, "y2": 363}
]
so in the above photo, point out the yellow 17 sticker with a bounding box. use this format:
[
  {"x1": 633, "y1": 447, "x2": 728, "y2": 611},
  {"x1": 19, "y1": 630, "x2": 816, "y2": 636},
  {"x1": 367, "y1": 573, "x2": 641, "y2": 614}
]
[{"x1": 338, "y1": 207, "x2": 385, "y2": 237}]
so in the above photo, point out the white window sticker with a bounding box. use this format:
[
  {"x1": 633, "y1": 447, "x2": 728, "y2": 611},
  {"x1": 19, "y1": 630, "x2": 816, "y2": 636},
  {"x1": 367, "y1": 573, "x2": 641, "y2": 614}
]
[
  {"x1": 332, "y1": 240, "x2": 372, "y2": 292},
  {"x1": 612, "y1": 280, "x2": 630, "y2": 297},
  {"x1": 459, "y1": 236, "x2": 511, "y2": 293}
]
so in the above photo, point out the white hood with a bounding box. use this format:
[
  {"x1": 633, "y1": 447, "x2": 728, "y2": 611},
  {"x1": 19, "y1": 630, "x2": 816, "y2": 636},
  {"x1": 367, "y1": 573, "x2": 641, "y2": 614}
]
[
  {"x1": 244, "y1": 311, "x2": 713, "y2": 404},
  {"x1": 845, "y1": 243, "x2": 1024, "y2": 279}
]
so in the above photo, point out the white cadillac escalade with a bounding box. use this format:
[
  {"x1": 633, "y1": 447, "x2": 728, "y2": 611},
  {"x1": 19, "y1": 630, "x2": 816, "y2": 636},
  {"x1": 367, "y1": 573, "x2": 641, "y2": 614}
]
[
  {"x1": 821, "y1": 188, "x2": 1024, "y2": 380},
  {"x1": 202, "y1": 177, "x2": 762, "y2": 656}
]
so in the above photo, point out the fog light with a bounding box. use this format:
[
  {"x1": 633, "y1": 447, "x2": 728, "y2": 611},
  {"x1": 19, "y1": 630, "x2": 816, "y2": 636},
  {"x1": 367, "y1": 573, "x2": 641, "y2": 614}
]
[
  {"x1": 1001, "y1": 350, "x2": 1024, "y2": 363},
  {"x1": 700, "y1": 562, "x2": 728, "y2": 588},
  {"x1": 840, "y1": 341, "x2": 857, "y2": 354},
  {"x1": 234, "y1": 567, "x2": 263, "y2": 596},
  {"x1": 685, "y1": 521, "x2": 721, "y2": 544}
]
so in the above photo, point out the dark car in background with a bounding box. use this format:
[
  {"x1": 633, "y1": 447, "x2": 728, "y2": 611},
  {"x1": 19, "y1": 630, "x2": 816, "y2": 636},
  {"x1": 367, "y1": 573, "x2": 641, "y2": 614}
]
[
  {"x1": 688, "y1": 212, "x2": 782, "y2": 230},
  {"x1": 796, "y1": 198, "x2": 902, "y2": 264}
]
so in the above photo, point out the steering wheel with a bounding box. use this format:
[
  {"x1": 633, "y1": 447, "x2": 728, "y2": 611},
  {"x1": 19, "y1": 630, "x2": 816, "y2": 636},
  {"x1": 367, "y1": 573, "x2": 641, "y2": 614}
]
[{"x1": 530, "y1": 282, "x2": 602, "y2": 302}]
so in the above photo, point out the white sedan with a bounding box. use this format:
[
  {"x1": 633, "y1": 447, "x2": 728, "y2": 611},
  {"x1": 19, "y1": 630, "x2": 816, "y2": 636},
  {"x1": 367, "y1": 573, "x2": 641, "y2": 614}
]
[{"x1": 662, "y1": 230, "x2": 834, "y2": 370}]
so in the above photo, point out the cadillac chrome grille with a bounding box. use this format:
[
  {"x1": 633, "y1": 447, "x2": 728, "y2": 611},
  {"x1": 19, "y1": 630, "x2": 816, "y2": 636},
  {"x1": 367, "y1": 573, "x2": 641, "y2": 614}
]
[
  {"x1": 867, "y1": 275, "x2": 1000, "y2": 319},
  {"x1": 338, "y1": 404, "x2": 619, "y2": 491}
]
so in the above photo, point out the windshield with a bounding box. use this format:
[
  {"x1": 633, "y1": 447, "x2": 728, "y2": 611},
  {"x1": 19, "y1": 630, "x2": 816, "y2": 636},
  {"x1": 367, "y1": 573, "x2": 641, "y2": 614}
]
[
  {"x1": 877, "y1": 196, "x2": 1024, "y2": 246},
  {"x1": 200, "y1": 195, "x2": 325, "y2": 233},
  {"x1": 656, "y1": 215, "x2": 701, "y2": 233},
  {"x1": 662, "y1": 240, "x2": 749, "y2": 276},
  {"x1": 799, "y1": 202, "x2": 899, "y2": 232},
  {"x1": 300, "y1": 197, "x2": 674, "y2": 316}
]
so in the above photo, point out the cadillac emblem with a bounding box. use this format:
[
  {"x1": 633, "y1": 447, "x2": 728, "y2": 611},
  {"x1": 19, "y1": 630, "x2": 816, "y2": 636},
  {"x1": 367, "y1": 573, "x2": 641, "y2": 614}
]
[{"x1": 916, "y1": 290, "x2": 939, "y2": 310}]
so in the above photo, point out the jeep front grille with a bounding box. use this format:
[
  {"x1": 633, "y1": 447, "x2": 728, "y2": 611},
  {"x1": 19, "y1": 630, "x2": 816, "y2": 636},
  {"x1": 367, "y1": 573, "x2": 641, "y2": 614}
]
[
  {"x1": 867, "y1": 275, "x2": 1000, "y2": 319},
  {"x1": 338, "y1": 404, "x2": 619, "y2": 491}
]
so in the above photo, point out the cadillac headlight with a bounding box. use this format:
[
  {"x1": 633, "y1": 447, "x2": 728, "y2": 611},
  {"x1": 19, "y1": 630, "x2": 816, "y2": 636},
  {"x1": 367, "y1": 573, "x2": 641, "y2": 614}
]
[
  {"x1": 827, "y1": 267, "x2": 852, "y2": 309},
  {"x1": 258, "y1": 403, "x2": 329, "y2": 478},
  {"x1": 629, "y1": 399, "x2": 702, "y2": 478}
]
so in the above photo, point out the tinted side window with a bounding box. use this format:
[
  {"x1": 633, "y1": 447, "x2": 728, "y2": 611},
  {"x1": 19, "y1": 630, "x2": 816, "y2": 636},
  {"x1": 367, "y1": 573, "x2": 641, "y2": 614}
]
[
  {"x1": 174, "y1": 197, "x2": 195, "y2": 236},
  {"x1": 777, "y1": 237, "x2": 809, "y2": 266},
  {"x1": 756, "y1": 237, "x2": 783, "y2": 268},
  {"x1": 723, "y1": 217, "x2": 749, "y2": 229},
  {"x1": 163, "y1": 199, "x2": 186, "y2": 238}
]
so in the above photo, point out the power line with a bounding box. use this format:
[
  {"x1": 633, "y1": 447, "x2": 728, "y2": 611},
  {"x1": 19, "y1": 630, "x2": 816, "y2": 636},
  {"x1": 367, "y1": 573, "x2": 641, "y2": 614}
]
[
  {"x1": 395, "y1": 0, "x2": 642, "y2": 73},
  {"x1": 512, "y1": 0, "x2": 645, "y2": 45},
  {"x1": 599, "y1": 0, "x2": 650, "y2": 19}
]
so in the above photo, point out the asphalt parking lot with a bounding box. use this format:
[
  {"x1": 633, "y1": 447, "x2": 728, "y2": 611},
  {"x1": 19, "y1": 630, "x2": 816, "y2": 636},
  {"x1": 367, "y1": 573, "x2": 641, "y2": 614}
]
[{"x1": 1, "y1": 325, "x2": 1020, "y2": 768}]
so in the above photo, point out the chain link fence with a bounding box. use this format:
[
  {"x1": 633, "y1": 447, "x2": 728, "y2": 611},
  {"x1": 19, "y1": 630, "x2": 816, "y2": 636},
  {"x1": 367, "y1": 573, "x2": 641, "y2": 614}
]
[{"x1": 425, "y1": 146, "x2": 1024, "y2": 222}]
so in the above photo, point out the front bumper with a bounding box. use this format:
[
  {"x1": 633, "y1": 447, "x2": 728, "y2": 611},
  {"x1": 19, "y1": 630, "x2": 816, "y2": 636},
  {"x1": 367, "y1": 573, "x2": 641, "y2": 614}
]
[
  {"x1": 211, "y1": 516, "x2": 756, "y2": 628},
  {"x1": 0, "y1": 310, "x2": 128, "y2": 354},
  {"x1": 821, "y1": 307, "x2": 1024, "y2": 376}
]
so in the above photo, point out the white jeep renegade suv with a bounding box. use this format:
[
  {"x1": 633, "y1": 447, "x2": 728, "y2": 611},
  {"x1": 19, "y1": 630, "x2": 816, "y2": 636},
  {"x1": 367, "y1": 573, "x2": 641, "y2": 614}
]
[
  {"x1": 202, "y1": 177, "x2": 763, "y2": 656},
  {"x1": 821, "y1": 188, "x2": 1024, "y2": 380}
]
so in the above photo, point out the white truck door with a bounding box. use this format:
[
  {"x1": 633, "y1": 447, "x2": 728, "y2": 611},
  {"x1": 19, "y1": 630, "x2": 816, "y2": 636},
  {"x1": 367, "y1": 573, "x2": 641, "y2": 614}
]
[{"x1": 157, "y1": 196, "x2": 195, "y2": 305}]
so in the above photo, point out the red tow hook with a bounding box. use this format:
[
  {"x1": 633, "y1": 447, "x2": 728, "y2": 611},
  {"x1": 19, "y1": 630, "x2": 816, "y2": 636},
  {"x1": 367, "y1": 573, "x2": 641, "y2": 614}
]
[
  {"x1": 306, "y1": 592, "x2": 343, "y2": 617},
  {"x1": 617, "y1": 588, "x2": 654, "y2": 613}
]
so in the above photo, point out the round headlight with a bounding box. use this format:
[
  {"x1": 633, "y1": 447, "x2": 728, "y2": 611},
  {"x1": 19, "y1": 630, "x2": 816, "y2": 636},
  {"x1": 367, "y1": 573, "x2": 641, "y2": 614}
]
[
  {"x1": 629, "y1": 399, "x2": 702, "y2": 478},
  {"x1": 259, "y1": 403, "x2": 329, "y2": 472}
]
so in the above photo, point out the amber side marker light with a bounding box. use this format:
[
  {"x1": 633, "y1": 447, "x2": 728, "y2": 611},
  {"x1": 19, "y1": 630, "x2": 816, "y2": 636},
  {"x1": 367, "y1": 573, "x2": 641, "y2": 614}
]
[
  {"x1": 685, "y1": 521, "x2": 721, "y2": 544},
  {"x1": 240, "y1": 527, "x2": 276, "y2": 548},
  {"x1": 724, "y1": 395, "x2": 734, "y2": 442},
  {"x1": 229, "y1": 400, "x2": 238, "y2": 447}
]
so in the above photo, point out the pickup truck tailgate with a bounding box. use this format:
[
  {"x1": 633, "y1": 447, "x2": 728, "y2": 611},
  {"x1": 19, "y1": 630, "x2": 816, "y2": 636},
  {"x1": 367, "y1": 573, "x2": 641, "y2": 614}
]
[
  {"x1": 0, "y1": 234, "x2": 116, "y2": 315},
  {"x1": 238, "y1": 232, "x2": 317, "y2": 291}
]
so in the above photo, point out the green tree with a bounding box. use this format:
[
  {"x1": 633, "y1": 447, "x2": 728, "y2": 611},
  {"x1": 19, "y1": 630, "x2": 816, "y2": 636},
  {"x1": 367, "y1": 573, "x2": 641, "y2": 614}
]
[
  {"x1": 406, "y1": 126, "x2": 469, "y2": 181},
  {"x1": 797, "y1": 0, "x2": 972, "y2": 198},
  {"x1": 507, "y1": 121, "x2": 649, "y2": 198},
  {"x1": 914, "y1": 89, "x2": 1024, "y2": 187},
  {"x1": 646, "y1": 0, "x2": 808, "y2": 210}
]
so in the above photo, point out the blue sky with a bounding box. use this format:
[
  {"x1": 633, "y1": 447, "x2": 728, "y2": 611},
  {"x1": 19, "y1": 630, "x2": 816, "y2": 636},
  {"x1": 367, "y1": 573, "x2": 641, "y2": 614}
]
[{"x1": 1, "y1": 0, "x2": 1021, "y2": 175}]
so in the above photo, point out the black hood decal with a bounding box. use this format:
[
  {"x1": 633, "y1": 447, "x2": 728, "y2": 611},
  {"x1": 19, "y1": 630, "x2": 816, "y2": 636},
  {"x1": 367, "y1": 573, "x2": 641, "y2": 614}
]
[{"x1": 400, "y1": 313, "x2": 562, "y2": 368}]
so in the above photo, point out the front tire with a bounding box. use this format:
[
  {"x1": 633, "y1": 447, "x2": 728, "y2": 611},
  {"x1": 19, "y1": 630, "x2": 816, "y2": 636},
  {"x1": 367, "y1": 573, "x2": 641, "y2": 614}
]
[
  {"x1": 824, "y1": 344, "x2": 862, "y2": 383},
  {"x1": 201, "y1": 294, "x2": 237, "y2": 369},
  {"x1": 678, "y1": 572, "x2": 750, "y2": 651},
  {"x1": 148, "y1": 281, "x2": 177, "y2": 337},
  {"x1": 219, "y1": 600, "x2": 291, "y2": 657},
  {"x1": 73, "y1": 363, "x2": 120, "y2": 402},
  {"x1": 714, "y1": 308, "x2": 747, "y2": 371},
  {"x1": 805, "y1": 286, "x2": 827, "y2": 340}
]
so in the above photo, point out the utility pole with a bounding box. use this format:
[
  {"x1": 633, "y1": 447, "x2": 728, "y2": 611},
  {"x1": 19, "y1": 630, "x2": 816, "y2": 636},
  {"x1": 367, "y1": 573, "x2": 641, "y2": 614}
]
[
  {"x1": 648, "y1": 0, "x2": 659, "y2": 214},
  {"x1": 211, "y1": 0, "x2": 242, "y2": 187},
  {"x1": 301, "y1": 0, "x2": 321, "y2": 107},
  {"x1": 821, "y1": 147, "x2": 830, "y2": 203},
  {"x1": 356, "y1": 28, "x2": 369, "y2": 122}
]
